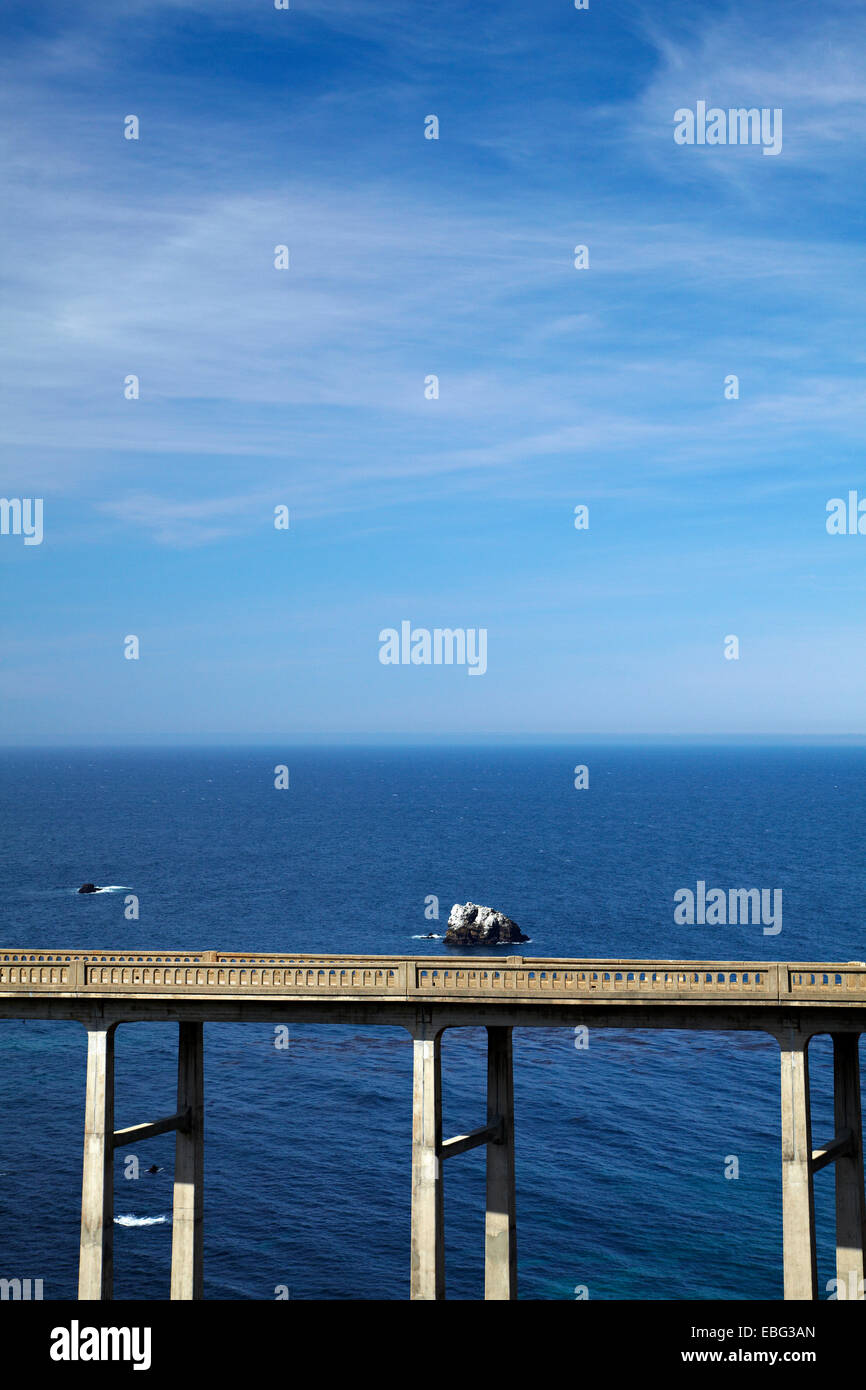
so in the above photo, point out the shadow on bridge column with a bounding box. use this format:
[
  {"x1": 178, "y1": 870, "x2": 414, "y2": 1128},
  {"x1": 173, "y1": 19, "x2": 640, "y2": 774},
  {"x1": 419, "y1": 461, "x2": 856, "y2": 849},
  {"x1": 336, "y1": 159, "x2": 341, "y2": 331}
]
[
  {"x1": 485, "y1": 1026, "x2": 517, "y2": 1300},
  {"x1": 408, "y1": 1018, "x2": 517, "y2": 1300},
  {"x1": 831, "y1": 1032, "x2": 865, "y2": 1300},
  {"x1": 170, "y1": 1022, "x2": 204, "y2": 1300}
]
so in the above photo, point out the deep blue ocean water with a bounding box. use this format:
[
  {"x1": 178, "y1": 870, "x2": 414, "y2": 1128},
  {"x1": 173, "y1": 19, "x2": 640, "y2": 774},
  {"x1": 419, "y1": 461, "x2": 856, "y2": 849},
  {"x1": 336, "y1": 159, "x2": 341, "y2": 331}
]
[{"x1": 1, "y1": 745, "x2": 864, "y2": 1300}]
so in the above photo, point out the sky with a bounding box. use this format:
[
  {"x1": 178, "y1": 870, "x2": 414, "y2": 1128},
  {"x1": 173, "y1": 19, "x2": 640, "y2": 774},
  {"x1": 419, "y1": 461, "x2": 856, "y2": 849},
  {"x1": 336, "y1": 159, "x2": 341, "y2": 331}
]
[{"x1": 1, "y1": 0, "x2": 865, "y2": 743}]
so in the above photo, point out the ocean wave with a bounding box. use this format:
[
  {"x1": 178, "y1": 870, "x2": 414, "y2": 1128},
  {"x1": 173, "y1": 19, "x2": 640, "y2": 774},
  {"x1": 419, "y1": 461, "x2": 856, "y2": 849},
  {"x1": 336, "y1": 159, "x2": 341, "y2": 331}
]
[
  {"x1": 114, "y1": 1214, "x2": 167, "y2": 1227},
  {"x1": 411, "y1": 933, "x2": 533, "y2": 944},
  {"x1": 71, "y1": 885, "x2": 131, "y2": 894}
]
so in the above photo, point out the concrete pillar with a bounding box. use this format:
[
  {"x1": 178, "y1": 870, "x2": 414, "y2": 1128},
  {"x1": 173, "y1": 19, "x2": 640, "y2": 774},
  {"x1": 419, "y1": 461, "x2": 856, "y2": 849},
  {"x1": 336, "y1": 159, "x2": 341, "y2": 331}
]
[
  {"x1": 778, "y1": 1032, "x2": 817, "y2": 1300},
  {"x1": 832, "y1": 1033, "x2": 865, "y2": 1300},
  {"x1": 485, "y1": 1026, "x2": 517, "y2": 1300},
  {"x1": 170, "y1": 1022, "x2": 204, "y2": 1300},
  {"x1": 410, "y1": 1026, "x2": 444, "y2": 1299},
  {"x1": 78, "y1": 1021, "x2": 117, "y2": 1300}
]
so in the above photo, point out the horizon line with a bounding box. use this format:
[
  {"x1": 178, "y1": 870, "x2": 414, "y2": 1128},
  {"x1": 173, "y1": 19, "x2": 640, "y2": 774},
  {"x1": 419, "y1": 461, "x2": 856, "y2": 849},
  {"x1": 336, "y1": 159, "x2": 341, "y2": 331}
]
[{"x1": 2, "y1": 734, "x2": 866, "y2": 750}]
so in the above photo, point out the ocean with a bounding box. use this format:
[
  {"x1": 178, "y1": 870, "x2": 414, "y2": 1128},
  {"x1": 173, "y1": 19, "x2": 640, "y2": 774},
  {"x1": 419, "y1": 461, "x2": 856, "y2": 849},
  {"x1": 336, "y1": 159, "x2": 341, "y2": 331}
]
[{"x1": 1, "y1": 744, "x2": 863, "y2": 1300}]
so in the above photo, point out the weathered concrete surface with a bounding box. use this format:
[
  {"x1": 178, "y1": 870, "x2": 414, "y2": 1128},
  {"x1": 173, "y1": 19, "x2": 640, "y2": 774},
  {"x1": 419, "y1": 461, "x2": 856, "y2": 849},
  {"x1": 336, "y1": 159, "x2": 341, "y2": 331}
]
[
  {"x1": 170, "y1": 1022, "x2": 204, "y2": 1301},
  {"x1": 410, "y1": 1029, "x2": 444, "y2": 1300},
  {"x1": 3, "y1": 951, "x2": 866, "y2": 1011},
  {"x1": 78, "y1": 1023, "x2": 116, "y2": 1300},
  {"x1": 776, "y1": 1029, "x2": 818, "y2": 1300}
]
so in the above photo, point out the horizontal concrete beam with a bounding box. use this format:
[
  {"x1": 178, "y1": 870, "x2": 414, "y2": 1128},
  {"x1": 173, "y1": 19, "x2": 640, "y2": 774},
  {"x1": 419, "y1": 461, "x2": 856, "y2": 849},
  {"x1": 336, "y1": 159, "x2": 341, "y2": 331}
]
[
  {"x1": 1, "y1": 997, "x2": 866, "y2": 1037},
  {"x1": 112, "y1": 1110, "x2": 190, "y2": 1147},
  {"x1": 440, "y1": 1118, "x2": 503, "y2": 1160},
  {"x1": 811, "y1": 1129, "x2": 855, "y2": 1174}
]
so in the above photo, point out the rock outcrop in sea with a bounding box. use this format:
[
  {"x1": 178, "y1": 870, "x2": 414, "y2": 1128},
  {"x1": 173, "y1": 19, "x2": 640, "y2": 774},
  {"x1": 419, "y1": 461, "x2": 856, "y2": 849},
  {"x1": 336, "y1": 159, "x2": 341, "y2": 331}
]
[{"x1": 444, "y1": 901, "x2": 528, "y2": 946}]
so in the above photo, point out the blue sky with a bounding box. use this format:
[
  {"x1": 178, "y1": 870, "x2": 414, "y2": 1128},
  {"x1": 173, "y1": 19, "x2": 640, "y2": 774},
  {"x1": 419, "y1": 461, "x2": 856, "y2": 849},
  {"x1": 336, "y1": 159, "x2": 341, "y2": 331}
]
[{"x1": 1, "y1": 0, "x2": 865, "y2": 742}]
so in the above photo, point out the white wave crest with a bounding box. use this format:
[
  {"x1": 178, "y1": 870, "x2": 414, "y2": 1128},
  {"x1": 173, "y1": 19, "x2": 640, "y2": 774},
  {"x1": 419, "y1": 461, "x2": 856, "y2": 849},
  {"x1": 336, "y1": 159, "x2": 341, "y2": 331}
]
[{"x1": 114, "y1": 1214, "x2": 167, "y2": 1227}]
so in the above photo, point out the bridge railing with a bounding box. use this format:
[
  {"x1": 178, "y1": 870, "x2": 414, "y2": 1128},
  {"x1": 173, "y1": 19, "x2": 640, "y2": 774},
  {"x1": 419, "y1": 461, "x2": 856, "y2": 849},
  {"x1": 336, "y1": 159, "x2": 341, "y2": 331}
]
[
  {"x1": 2, "y1": 951, "x2": 866, "y2": 1003},
  {"x1": 0, "y1": 951, "x2": 409, "y2": 994},
  {"x1": 413, "y1": 963, "x2": 780, "y2": 997}
]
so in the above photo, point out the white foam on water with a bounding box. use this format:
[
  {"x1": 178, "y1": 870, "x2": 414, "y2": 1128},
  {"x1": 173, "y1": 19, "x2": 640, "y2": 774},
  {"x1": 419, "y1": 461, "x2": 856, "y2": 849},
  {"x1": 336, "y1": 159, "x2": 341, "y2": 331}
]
[
  {"x1": 411, "y1": 933, "x2": 533, "y2": 943},
  {"x1": 114, "y1": 1214, "x2": 167, "y2": 1227}
]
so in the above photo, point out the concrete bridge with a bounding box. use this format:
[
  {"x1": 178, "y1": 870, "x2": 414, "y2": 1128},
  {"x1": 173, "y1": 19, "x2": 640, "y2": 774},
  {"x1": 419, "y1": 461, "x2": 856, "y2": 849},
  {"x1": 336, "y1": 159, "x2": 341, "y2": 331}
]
[{"x1": 2, "y1": 948, "x2": 866, "y2": 1302}]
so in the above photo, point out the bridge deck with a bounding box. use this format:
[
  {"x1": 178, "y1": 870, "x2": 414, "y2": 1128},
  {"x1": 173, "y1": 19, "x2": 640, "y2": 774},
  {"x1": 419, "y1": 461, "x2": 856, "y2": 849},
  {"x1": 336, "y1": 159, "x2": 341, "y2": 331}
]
[
  {"x1": 3, "y1": 950, "x2": 866, "y2": 1300},
  {"x1": 2, "y1": 950, "x2": 866, "y2": 1008}
]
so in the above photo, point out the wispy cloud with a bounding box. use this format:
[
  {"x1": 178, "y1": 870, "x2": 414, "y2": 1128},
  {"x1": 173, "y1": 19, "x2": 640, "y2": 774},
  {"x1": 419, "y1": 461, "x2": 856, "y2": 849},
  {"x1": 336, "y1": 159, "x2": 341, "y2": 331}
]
[{"x1": 3, "y1": 0, "x2": 865, "y2": 736}]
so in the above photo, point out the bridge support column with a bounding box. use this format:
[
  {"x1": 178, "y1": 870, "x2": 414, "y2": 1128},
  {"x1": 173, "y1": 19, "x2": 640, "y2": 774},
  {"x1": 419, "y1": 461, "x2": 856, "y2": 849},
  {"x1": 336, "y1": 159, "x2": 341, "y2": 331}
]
[
  {"x1": 832, "y1": 1033, "x2": 865, "y2": 1300},
  {"x1": 410, "y1": 1026, "x2": 444, "y2": 1299},
  {"x1": 78, "y1": 1022, "x2": 117, "y2": 1300},
  {"x1": 170, "y1": 1022, "x2": 204, "y2": 1300},
  {"x1": 485, "y1": 1026, "x2": 517, "y2": 1300},
  {"x1": 778, "y1": 1031, "x2": 817, "y2": 1300}
]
